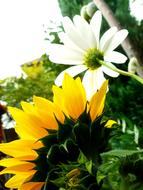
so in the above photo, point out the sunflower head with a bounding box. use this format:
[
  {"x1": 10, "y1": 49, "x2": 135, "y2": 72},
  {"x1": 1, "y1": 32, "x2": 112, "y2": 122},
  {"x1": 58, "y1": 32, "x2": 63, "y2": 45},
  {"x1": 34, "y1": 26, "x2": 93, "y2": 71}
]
[{"x1": 0, "y1": 74, "x2": 116, "y2": 189}]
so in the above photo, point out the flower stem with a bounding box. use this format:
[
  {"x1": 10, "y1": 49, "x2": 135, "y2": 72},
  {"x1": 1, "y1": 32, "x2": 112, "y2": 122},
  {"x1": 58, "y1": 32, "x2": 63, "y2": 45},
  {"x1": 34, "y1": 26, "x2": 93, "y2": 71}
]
[{"x1": 100, "y1": 61, "x2": 143, "y2": 85}]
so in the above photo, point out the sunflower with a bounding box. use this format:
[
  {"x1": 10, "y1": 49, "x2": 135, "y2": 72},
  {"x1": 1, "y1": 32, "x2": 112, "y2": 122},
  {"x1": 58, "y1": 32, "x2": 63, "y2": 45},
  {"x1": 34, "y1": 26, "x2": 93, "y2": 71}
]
[
  {"x1": 53, "y1": 73, "x2": 108, "y2": 122},
  {"x1": 0, "y1": 74, "x2": 115, "y2": 189},
  {"x1": 48, "y1": 11, "x2": 128, "y2": 100},
  {"x1": 0, "y1": 96, "x2": 63, "y2": 189}
]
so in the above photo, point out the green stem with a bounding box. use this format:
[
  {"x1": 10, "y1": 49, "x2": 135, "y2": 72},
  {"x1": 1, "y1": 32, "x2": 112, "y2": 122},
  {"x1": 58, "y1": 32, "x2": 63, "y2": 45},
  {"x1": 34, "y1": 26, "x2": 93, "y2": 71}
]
[
  {"x1": 119, "y1": 176, "x2": 129, "y2": 190},
  {"x1": 100, "y1": 61, "x2": 143, "y2": 85},
  {"x1": 43, "y1": 173, "x2": 49, "y2": 190}
]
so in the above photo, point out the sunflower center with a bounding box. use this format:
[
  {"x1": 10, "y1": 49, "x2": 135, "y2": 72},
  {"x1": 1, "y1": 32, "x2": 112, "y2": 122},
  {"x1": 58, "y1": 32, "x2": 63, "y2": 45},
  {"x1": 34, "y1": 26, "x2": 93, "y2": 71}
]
[{"x1": 83, "y1": 48, "x2": 103, "y2": 70}]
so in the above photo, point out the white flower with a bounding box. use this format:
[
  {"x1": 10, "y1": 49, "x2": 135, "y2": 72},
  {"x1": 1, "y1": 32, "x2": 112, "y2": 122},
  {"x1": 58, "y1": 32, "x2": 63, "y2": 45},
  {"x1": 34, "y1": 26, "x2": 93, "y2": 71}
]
[{"x1": 48, "y1": 11, "x2": 128, "y2": 100}]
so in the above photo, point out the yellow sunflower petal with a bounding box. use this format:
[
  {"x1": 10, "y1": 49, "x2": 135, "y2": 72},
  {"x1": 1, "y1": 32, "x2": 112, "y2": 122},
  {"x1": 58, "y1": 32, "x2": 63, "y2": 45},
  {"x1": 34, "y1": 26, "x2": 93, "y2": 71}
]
[
  {"x1": 14, "y1": 124, "x2": 36, "y2": 140},
  {"x1": 53, "y1": 85, "x2": 69, "y2": 117},
  {"x1": 75, "y1": 77, "x2": 87, "y2": 104},
  {"x1": 16, "y1": 155, "x2": 38, "y2": 161},
  {"x1": 53, "y1": 103, "x2": 65, "y2": 124},
  {"x1": 62, "y1": 74, "x2": 86, "y2": 120},
  {"x1": 105, "y1": 120, "x2": 117, "y2": 128},
  {"x1": 5, "y1": 171, "x2": 36, "y2": 189},
  {"x1": 8, "y1": 107, "x2": 48, "y2": 140},
  {"x1": 0, "y1": 140, "x2": 39, "y2": 159},
  {"x1": 20, "y1": 182, "x2": 45, "y2": 190},
  {"x1": 89, "y1": 80, "x2": 108, "y2": 122},
  {"x1": 0, "y1": 163, "x2": 35, "y2": 175},
  {"x1": 0, "y1": 158, "x2": 32, "y2": 167},
  {"x1": 33, "y1": 96, "x2": 59, "y2": 129},
  {"x1": 21, "y1": 101, "x2": 37, "y2": 115}
]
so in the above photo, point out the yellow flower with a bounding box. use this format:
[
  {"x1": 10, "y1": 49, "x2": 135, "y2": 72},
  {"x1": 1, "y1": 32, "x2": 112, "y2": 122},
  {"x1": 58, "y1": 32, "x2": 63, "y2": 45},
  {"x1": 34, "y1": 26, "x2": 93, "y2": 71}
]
[
  {"x1": 0, "y1": 74, "x2": 108, "y2": 189},
  {"x1": 0, "y1": 97, "x2": 63, "y2": 189},
  {"x1": 53, "y1": 74, "x2": 87, "y2": 120},
  {"x1": 0, "y1": 140, "x2": 44, "y2": 189},
  {"x1": 53, "y1": 73, "x2": 108, "y2": 121},
  {"x1": 105, "y1": 120, "x2": 117, "y2": 128}
]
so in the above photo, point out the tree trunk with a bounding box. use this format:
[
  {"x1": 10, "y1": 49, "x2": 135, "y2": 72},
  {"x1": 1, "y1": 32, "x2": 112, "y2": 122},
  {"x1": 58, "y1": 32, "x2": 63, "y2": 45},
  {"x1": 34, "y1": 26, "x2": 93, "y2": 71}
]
[{"x1": 93, "y1": 0, "x2": 143, "y2": 72}]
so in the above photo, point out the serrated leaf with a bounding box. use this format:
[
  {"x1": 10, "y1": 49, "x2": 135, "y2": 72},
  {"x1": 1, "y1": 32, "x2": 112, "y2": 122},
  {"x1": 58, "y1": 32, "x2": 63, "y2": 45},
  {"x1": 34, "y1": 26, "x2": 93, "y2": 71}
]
[
  {"x1": 96, "y1": 173, "x2": 106, "y2": 184},
  {"x1": 101, "y1": 149, "x2": 143, "y2": 158},
  {"x1": 85, "y1": 160, "x2": 92, "y2": 174},
  {"x1": 78, "y1": 152, "x2": 88, "y2": 164}
]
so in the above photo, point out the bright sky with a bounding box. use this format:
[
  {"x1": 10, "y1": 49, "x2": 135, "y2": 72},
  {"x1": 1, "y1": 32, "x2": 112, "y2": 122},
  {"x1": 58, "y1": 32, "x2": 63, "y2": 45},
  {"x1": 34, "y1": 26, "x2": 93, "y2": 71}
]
[
  {"x1": 130, "y1": 0, "x2": 143, "y2": 21},
  {"x1": 0, "y1": 0, "x2": 62, "y2": 79},
  {"x1": 0, "y1": 0, "x2": 143, "y2": 79}
]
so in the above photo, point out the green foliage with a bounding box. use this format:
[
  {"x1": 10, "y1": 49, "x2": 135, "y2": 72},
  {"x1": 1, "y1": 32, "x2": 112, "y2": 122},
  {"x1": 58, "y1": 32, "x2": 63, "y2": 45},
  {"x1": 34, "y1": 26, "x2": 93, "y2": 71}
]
[
  {"x1": 99, "y1": 150, "x2": 143, "y2": 190},
  {"x1": 101, "y1": 149, "x2": 143, "y2": 158},
  {"x1": 106, "y1": 77, "x2": 143, "y2": 127},
  {"x1": 0, "y1": 54, "x2": 66, "y2": 107}
]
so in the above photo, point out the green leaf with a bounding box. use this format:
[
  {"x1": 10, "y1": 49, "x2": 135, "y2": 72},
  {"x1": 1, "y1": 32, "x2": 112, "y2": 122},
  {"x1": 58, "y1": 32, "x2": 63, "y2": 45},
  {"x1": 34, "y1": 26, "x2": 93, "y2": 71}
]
[
  {"x1": 101, "y1": 149, "x2": 143, "y2": 158},
  {"x1": 50, "y1": 176, "x2": 66, "y2": 187},
  {"x1": 96, "y1": 173, "x2": 106, "y2": 184},
  {"x1": 78, "y1": 152, "x2": 88, "y2": 164},
  {"x1": 85, "y1": 160, "x2": 92, "y2": 174}
]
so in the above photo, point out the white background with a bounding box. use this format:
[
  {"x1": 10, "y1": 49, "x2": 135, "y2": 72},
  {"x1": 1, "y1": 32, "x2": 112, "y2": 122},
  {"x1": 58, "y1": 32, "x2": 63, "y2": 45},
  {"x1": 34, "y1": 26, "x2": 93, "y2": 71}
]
[{"x1": 0, "y1": 0, "x2": 62, "y2": 79}]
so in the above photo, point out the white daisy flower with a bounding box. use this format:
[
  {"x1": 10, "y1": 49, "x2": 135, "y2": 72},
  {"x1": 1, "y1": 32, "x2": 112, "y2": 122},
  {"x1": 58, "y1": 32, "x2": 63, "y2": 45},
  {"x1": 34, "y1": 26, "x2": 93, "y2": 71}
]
[{"x1": 48, "y1": 11, "x2": 128, "y2": 100}]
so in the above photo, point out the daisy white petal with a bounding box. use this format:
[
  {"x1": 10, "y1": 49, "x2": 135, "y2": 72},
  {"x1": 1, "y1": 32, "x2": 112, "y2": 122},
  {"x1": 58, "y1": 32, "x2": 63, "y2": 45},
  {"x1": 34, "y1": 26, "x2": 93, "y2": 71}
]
[
  {"x1": 104, "y1": 51, "x2": 127, "y2": 64},
  {"x1": 82, "y1": 68, "x2": 106, "y2": 100},
  {"x1": 73, "y1": 15, "x2": 96, "y2": 48},
  {"x1": 55, "y1": 65, "x2": 87, "y2": 86},
  {"x1": 90, "y1": 11, "x2": 102, "y2": 48},
  {"x1": 49, "y1": 57, "x2": 82, "y2": 65},
  {"x1": 105, "y1": 29, "x2": 128, "y2": 53},
  {"x1": 102, "y1": 63, "x2": 119, "y2": 77},
  {"x1": 49, "y1": 44, "x2": 83, "y2": 65},
  {"x1": 49, "y1": 44, "x2": 83, "y2": 59},
  {"x1": 62, "y1": 16, "x2": 89, "y2": 50},
  {"x1": 100, "y1": 27, "x2": 118, "y2": 52},
  {"x1": 59, "y1": 32, "x2": 84, "y2": 52}
]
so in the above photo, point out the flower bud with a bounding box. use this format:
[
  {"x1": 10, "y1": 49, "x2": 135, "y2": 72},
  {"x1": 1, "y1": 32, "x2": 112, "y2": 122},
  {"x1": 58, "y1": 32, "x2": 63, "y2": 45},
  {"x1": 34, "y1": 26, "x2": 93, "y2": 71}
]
[
  {"x1": 86, "y1": 2, "x2": 97, "y2": 18},
  {"x1": 128, "y1": 57, "x2": 137, "y2": 74},
  {"x1": 136, "y1": 66, "x2": 143, "y2": 78},
  {"x1": 128, "y1": 57, "x2": 143, "y2": 78},
  {"x1": 80, "y1": 5, "x2": 90, "y2": 21}
]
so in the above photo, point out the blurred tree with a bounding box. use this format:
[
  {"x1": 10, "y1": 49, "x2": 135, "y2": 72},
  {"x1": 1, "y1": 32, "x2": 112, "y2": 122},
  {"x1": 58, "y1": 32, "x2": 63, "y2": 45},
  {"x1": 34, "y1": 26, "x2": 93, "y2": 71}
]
[
  {"x1": 0, "y1": 54, "x2": 66, "y2": 108},
  {"x1": 106, "y1": 77, "x2": 143, "y2": 127},
  {"x1": 58, "y1": 0, "x2": 91, "y2": 18}
]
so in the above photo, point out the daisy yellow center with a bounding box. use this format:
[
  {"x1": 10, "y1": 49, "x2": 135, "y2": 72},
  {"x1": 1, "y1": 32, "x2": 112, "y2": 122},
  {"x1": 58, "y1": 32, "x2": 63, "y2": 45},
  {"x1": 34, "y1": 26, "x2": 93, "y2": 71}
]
[{"x1": 83, "y1": 48, "x2": 103, "y2": 70}]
